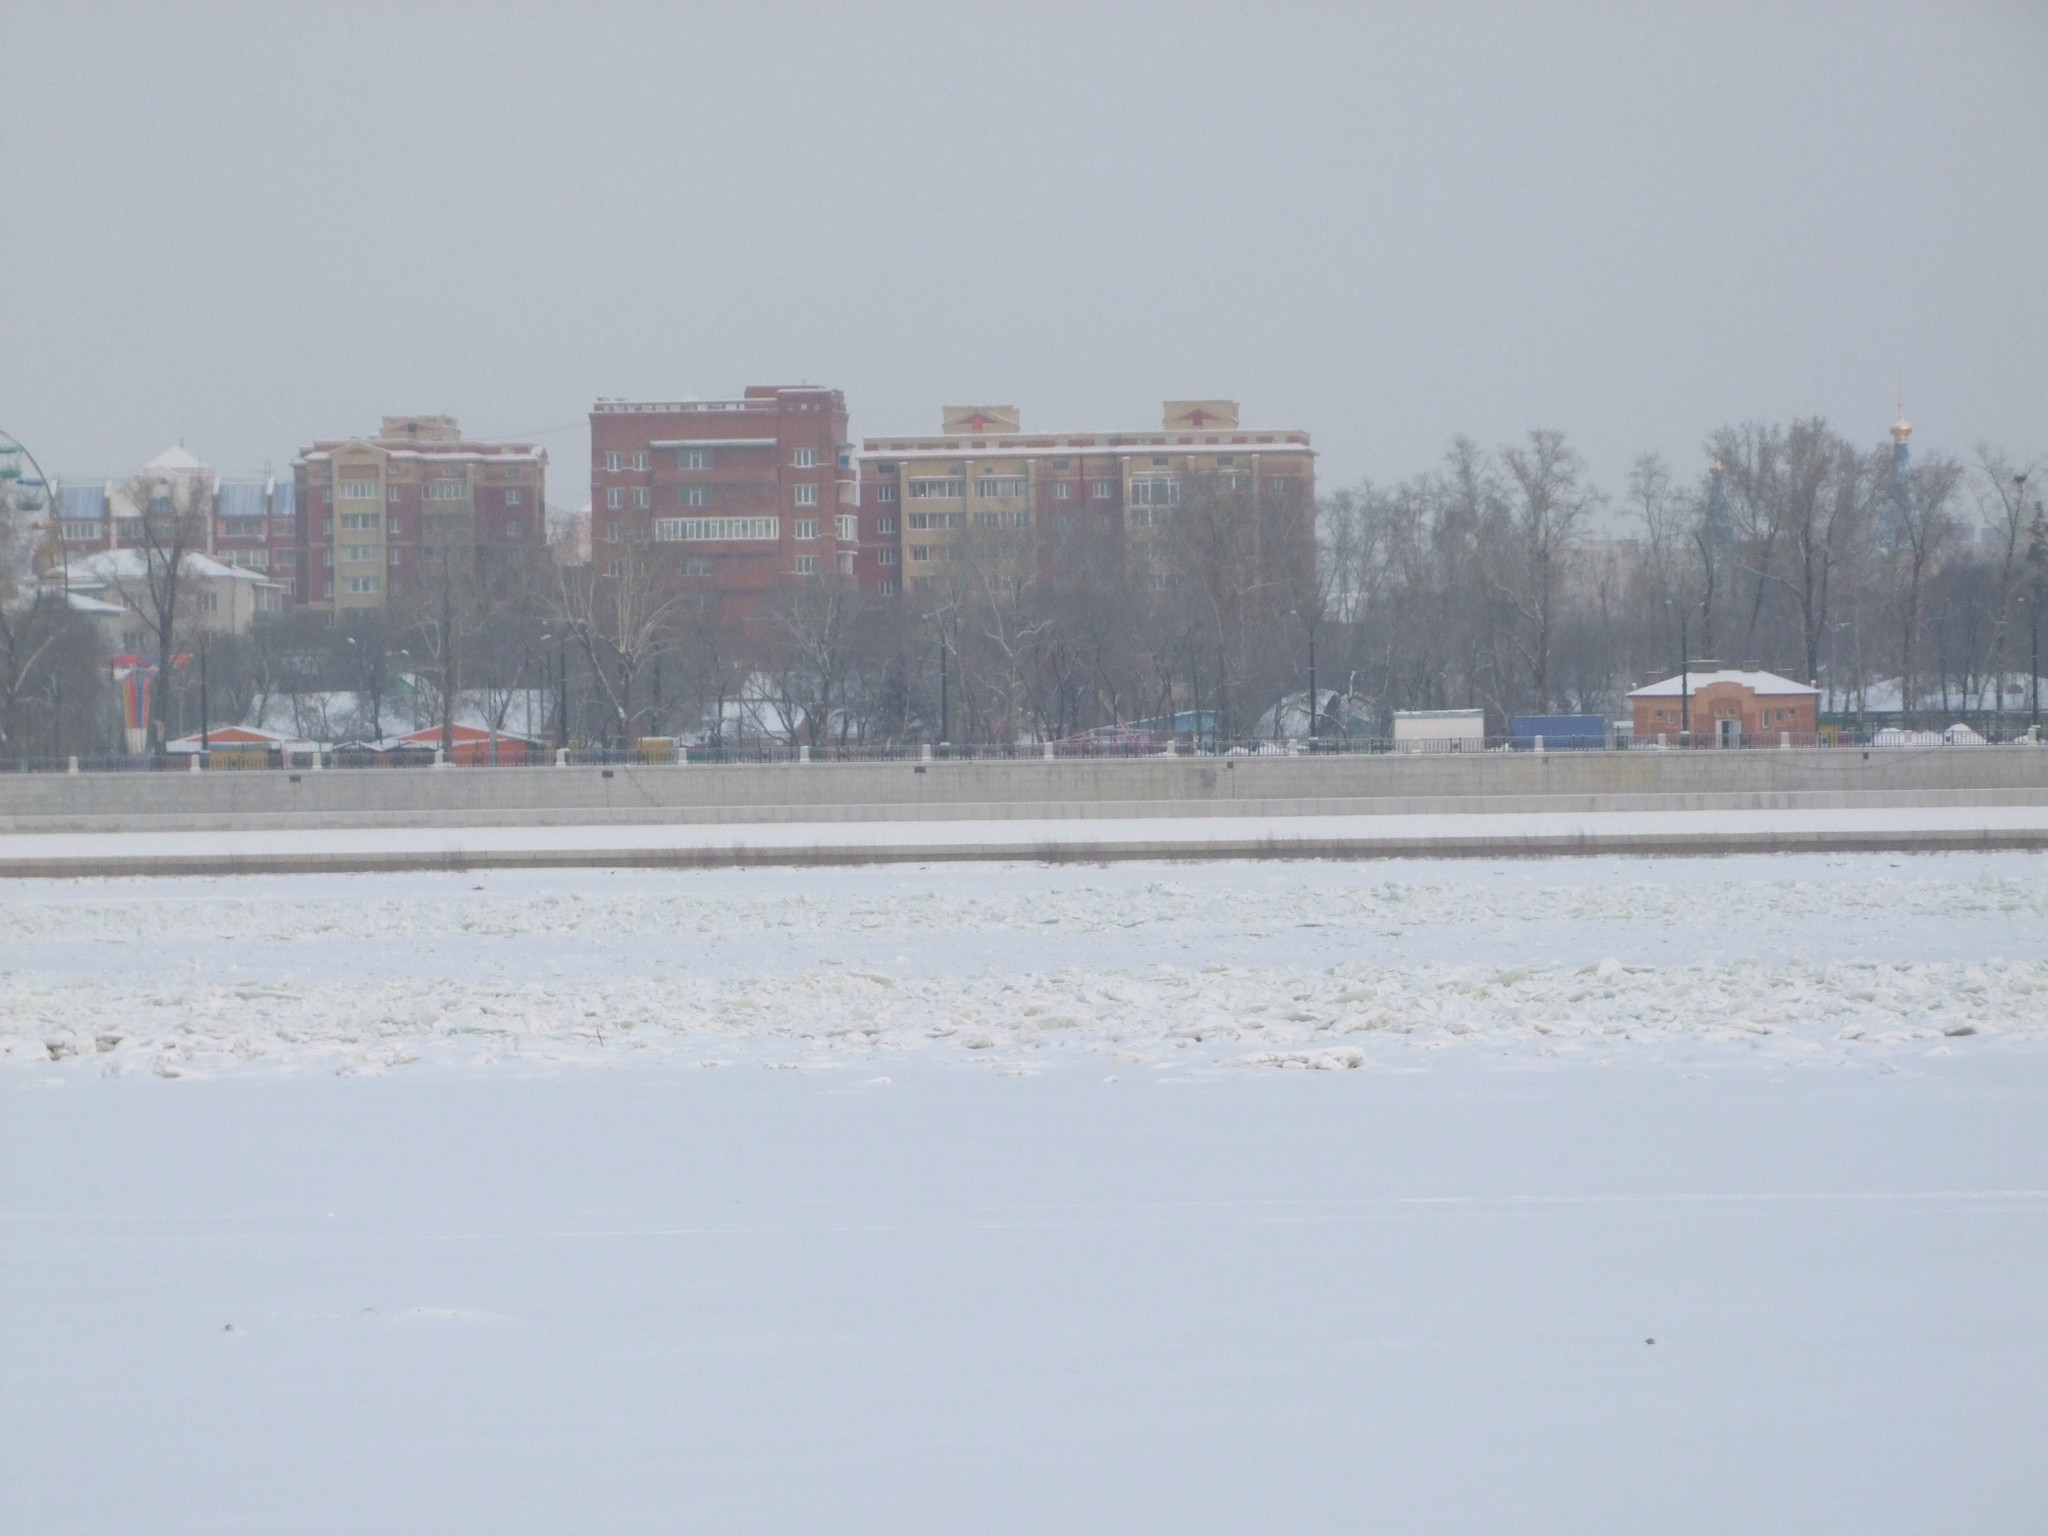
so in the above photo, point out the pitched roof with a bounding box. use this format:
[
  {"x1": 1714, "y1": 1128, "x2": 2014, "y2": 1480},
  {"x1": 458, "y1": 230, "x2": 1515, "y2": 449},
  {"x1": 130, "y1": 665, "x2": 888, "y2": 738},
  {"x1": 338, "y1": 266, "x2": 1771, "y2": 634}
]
[
  {"x1": 144, "y1": 444, "x2": 206, "y2": 472},
  {"x1": 1628, "y1": 669, "x2": 1818, "y2": 698}
]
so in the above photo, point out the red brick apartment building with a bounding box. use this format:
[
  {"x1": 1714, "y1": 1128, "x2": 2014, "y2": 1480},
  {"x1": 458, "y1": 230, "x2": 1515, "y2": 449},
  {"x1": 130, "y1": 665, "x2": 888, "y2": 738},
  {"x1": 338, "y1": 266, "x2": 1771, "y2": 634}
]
[
  {"x1": 857, "y1": 401, "x2": 1316, "y2": 597},
  {"x1": 54, "y1": 445, "x2": 298, "y2": 588},
  {"x1": 589, "y1": 386, "x2": 859, "y2": 624},
  {"x1": 294, "y1": 417, "x2": 546, "y2": 612}
]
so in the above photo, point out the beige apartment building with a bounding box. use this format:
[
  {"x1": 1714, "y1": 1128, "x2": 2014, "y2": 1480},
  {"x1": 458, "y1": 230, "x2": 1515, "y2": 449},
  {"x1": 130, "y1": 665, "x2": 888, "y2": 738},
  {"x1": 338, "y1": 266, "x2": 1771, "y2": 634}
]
[
  {"x1": 293, "y1": 416, "x2": 547, "y2": 612},
  {"x1": 857, "y1": 401, "x2": 1315, "y2": 597}
]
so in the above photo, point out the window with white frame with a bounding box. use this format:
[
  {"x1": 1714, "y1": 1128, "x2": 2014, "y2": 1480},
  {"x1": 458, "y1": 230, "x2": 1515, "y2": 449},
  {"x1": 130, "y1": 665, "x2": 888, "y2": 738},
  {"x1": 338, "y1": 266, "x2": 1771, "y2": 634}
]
[
  {"x1": 909, "y1": 545, "x2": 930, "y2": 562},
  {"x1": 795, "y1": 554, "x2": 818, "y2": 575},
  {"x1": 795, "y1": 519, "x2": 819, "y2": 540},
  {"x1": 199, "y1": 591, "x2": 220, "y2": 614},
  {"x1": 338, "y1": 480, "x2": 379, "y2": 501},
  {"x1": 678, "y1": 448, "x2": 713, "y2": 470},
  {"x1": 389, "y1": 518, "x2": 402, "y2": 535},
  {"x1": 651, "y1": 516, "x2": 778, "y2": 542},
  {"x1": 877, "y1": 483, "x2": 898, "y2": 502},
  {"x1": 684, "y1": 557, "x2": 713, "y2": 576},
  {"x1": 343, "y1": 575, "x2": 380, "y2": 594},
  {"x1": 634, "y1": 487, "x2": 650, "y2": 508},
  {"x1": 1091, "y1": 480, "x2": 1115, "y2": 499},
  {"x1": 424, "y1": 482, "x2": 467, "y2": 501},
  {"x1": 793, "y1": 447, "x2": 817, "y2": 468},
  {"x1": 606, "y1": 452, "x2": 625, "y2": 471},
  {"x1": 322, "y1": 549, "x2": 333, "y2": 566},
  {"x1": 793, "y1": 483, "x2": 819, "y2": 507},
  {"x1": 879, "y1": 577, "x2": 897, "y2": 595},
  {"x1": 322, "y1": 580, "x2": 333, "y2": 597},
  {"x1": 339, "y1": 512, "x2": 381, "y2": 531},
  {"x1": 631, "y1": 451, "x2": 649, "y2": 471},
  {"x1": 836, "y1": 551, "x2": 854, "y2": 574},
  {"x1": 389, "y1": 548, "x2": 402, "y2": 566},
  {"x1": 834, "y1": 514, "x2": 857, "y2": 541},
  {"x1": 878, "y1": 514, "x2": 897, "y2": 534},
  {"x1": 1129, "y1": 477, "x2": 1181, "y2": 507},
  {"x1": 907, "y1": 511, "x2": 964, "y2": 530},
  {"x1": 679, "y1": 486, "x2": 711, "y2": 507},
  {"x1": 1053, "y1": 482, "x2": 1071, "y2": 500},
  {"x1": 607, "y1": 488, "x2": 624, "y2": 510},
  {"x1": 388, "y1": 485, "x2": 401, "y2": 502},
  {"x1": 340, "y1": 544, "x2": 379, "y2": 564},
  {"x1": 908, "y1": 477, "x2": 965, "y2": 499},
  {"x1": 974, "y1": 512, "x2": 999, "y2": 529},
  {"x1": 877, "y1": 547, "x2": 897, "y2": 566},
  {"x1": 974, "y1": 476, "x2": 1027, "y2": 499},
  {"x1": 505, "y1": 488, "x2": 522, "y2": 504}
]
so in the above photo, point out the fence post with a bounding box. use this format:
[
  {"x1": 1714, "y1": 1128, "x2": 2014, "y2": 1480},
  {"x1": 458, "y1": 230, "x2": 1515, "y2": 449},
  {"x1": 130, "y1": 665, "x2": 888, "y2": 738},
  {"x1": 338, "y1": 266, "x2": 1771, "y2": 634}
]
[
  {"x1": 66, "y1": 755, "x2": 78, "y2": 775},
  {"x1": 189, "y1": 753, "x2": 200, "y2": 773},
  {"x1": 921, "y1": 743, "x2": 933, "y2": 762},
  {"x1": 434, "y1": 747, "x2": 446, "y2": 769},
  {"x1": 1658, "y1": 733, "x2": 1668, "y2": 748},
  {"x1": 1043, "y1": 741, "x2": 1054, "y2": 760},
  {"x1": 799, "y1": 744, "x2": 810, "y2": 764},
  {"x1": 555, "y1": 747, "x2": 568, "y2": 767},
  {"x1": 1781, "y1": 731, "x2": 1790, "y2": 749},
  {"x1": 1534, "y1": 733, "x2": 1544, "y2": 754}
]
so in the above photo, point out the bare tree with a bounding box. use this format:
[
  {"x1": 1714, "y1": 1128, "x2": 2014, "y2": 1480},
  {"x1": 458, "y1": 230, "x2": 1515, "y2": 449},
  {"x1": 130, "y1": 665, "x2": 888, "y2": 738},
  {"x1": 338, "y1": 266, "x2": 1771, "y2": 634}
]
[{"x1": 1496, "y1": 430, "x2": 1599, "y2": 711}]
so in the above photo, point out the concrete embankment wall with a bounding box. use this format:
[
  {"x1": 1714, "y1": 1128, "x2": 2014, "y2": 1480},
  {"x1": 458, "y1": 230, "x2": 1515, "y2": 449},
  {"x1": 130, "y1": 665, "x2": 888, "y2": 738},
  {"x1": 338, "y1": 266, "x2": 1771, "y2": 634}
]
[{"x1": 2, "y1": 748, "x2": 2045, "y2": 833}]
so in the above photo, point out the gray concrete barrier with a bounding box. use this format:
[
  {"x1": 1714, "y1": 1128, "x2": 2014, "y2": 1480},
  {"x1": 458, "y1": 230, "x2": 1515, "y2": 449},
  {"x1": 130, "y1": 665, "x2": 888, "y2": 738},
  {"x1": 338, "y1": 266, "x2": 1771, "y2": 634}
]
[{"x1": 0, "y1": 748, "x2": 2045, "y2": 834}]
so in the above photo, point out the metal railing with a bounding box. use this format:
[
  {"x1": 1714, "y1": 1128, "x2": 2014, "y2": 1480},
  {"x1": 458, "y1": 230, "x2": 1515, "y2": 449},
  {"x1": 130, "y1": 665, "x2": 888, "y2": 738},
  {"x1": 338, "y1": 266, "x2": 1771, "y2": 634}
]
[{"x1": 0, "y1": 726, "x2": 2038, "y2": 774}]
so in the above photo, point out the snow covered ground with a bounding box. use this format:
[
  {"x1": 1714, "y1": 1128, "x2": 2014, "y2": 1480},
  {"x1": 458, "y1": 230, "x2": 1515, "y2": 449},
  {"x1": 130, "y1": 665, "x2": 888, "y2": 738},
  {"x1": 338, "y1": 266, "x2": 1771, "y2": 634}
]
[{"x1": 5, "y1": 854, "x2": 2047, "y2": 1532}]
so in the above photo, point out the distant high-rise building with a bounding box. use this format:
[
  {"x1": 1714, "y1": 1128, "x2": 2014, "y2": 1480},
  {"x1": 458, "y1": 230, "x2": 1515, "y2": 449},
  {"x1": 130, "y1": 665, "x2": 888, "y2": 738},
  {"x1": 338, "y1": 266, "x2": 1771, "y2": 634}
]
[
  {"x1": 293, "y1": 417, "x2": 547, "y2": 612},
  {"x1": 857, "y1": 400, "x2": 1316, "y2": 599},
  {"x1": 588, "y1": 386, "x2": 854, "y2": 625}
]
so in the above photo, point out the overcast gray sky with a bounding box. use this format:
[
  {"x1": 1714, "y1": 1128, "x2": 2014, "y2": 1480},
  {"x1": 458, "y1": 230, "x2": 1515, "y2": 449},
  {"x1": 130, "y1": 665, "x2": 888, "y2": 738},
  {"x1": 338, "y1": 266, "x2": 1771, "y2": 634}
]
[{"x1": 7, "y1": 2, "x2": 2044, "y2": 511}]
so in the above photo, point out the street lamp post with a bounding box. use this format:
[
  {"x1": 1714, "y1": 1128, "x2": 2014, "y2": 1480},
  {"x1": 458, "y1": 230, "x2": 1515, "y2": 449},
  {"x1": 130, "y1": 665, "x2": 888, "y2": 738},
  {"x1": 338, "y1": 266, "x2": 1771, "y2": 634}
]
[{"x1": 1667, "y1": 599, "x2": 1690, "y2": 746}]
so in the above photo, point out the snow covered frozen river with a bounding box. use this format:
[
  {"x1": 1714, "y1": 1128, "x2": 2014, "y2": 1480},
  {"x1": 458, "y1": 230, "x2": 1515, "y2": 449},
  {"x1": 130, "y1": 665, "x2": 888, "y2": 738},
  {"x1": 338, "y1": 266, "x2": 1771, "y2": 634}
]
[{"x1": 5, "y1": 853, "x2": 2047, "y2": 1532}]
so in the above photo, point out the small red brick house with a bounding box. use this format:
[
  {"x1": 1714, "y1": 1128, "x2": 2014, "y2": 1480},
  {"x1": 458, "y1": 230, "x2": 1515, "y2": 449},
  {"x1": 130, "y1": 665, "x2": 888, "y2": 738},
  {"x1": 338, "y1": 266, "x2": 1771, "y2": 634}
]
[{"x1": 1628, "y1": 668, "x2": 1819, "y2": 745}]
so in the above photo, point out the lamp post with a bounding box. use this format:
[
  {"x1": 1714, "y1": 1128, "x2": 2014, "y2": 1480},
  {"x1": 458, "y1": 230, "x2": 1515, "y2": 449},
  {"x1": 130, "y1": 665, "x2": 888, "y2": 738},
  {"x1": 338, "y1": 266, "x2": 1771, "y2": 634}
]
[{"x1": 1667, "y1": 599, "x2": 1689, "y2": 746}]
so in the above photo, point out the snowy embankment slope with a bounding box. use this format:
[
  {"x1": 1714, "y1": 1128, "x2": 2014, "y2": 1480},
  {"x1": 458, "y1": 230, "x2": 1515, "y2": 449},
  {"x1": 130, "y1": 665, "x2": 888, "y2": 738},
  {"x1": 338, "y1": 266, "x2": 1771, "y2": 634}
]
[{"x1": 0, "y1": 802, "x2": 2046, "y2": 874}]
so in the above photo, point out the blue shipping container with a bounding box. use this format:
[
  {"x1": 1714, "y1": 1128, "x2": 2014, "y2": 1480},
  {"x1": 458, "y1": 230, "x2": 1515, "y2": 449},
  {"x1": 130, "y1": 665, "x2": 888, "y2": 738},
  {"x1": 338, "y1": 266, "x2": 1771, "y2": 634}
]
[{"x1": 1511, "y1": 714, "x2": 1609, "y2": 750}]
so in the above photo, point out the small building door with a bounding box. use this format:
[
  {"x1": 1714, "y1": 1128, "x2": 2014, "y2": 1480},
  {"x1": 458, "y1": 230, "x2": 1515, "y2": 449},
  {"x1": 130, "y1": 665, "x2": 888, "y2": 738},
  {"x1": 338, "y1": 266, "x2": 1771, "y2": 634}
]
[{"x1": 1717, "y1": 716, "x2": 1742, "y2": 748}]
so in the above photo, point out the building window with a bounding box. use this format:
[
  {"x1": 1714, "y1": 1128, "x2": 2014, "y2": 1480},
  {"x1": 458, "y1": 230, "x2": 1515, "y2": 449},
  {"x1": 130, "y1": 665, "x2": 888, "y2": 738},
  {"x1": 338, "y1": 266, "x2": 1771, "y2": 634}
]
[
  {"x1": 389, "y1": 548, "x2": 402, "y2": 566},
  {"x1": 608, "y1": 559, "x2": 627, "y2": 577},
  {"x1": 1129, "y1": 477, "x2": 1181, "y2": 507},
  {"x1": 389, "y1": 518, "x2": 401, "y2": 535},
  {"x1": 505, "y1": 488, "x2": 522, "y2": 505},
  {"x1": 1053, "y1": 459, "x2": 1070, "y2": 471},
  {"x1": 909, "y1": 545, "x2": 930, "y2": 563},
  {"x1": 606, "y1": 452, "x2": 624, "y2": 471},
  {"x1": 339, "y1": 512, "x2": 381, "y2": 531},
  {"x1": 1091, "y1": 480, "x2": 1115, "y2": 499},
  {"x1": 651, "y1": 516, "x2": 779, "y2": 542},
  {"x1": 503, "y1": 521, "x2": 520, "y2": 539},
  {"x1": 1151, "y1": 456, "x2": 1169, "y2": 467},
  {"x1": 631, "y1": 451, "x2": 649, "y2": 471},
  {"x1": 795, "y1": 554, "x2": 818, "y2": 575},
  {"x1": 322, "y1": 580, "x2": 333, "y2": 597},
  {"x1": 835, "y1": 514, "x2": 857, "y2": 541},
  {"x1": 424, "y1": 482, "x2": 467, "y2": 501},
  {"x1": 322, "y1": 549, "x2": 334, "y2": 566},
  {"x1": 61, "y1": 521, "x2": 102, "y2": 541},
  {"x1": 343, "y1": 575, "x2": 380, "y2": 594},
  {"x1": 684, "y1": 557, "x2": 713, "y2": 576},
  {"x1": 340, "y1": 544, "x2": 379, "y2": 563},
  {"x1": 1008, "y1": 512, "x2": 1029, "y2": 529},
  {"x1": 634, "y1": 487, "x2": 650, "y2": 509},
  {"x1": 907, "y1": 512, "x2": 964, "y2": 530},
  {"x1": 1053, "y1": 482, "x2": 1071, "y2": 500},
  {"x1": 877, "y1": 547, "x2": 897, "y2": 566},
  {"x1": 793, "y1": 447, "x2": 817, "y2": 468},
  {"x1": 878, "y1": 515, "x2": 897, "y2": 534},
  {"x1": 338, "y1": 480, "x2": 379, "y2": 501},
  {"x1": 836, "y1": 551, "x2": 855, "y2": 574},
  {"x1": 908, "y1": 477, "x2": 965, "y2": 499},
  {"x1": 607, "y1": 488, "x2": 624, "y2": 510},
  {"x1": 877, "y1": 483, "x2": 898, "y2": 503},
  {"x1": 680, "y1": 486, "x2": 712, "y2": 507},
  {"x1": 975, "y1": 476, "x2": 1027, "y2": 498},
  {"x1": 199, "y1": 591, "x2": 220, "y2": 614},
  {"x1": 389, "y1": 485, "x2": 402, "y2": 502},
  {"x1": 1216, "y1": 455, "x2": 1235, "y2": 466},
  {"x1": 974, "y1": 512, "x2": 1000, "y2": 529},
  {"x1": 678, "y1": 448, "x2": 712, "y2": 470},
  {"x1": 879, "y1": 577, "x2": 897, "y2": 595},
  {"x1": 793, "y1": 483, "x2": 819, "y2": 507},
  {"x1": 795, "y1": 519, "x2": 819, "y2": 540}
]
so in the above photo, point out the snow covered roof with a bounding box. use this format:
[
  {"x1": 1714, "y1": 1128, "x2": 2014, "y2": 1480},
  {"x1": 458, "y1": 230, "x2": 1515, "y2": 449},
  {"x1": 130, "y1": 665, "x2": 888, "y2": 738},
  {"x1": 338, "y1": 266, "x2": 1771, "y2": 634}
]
[
  {"x1": 859, "y1": 437, "x2": 1314, "y2": 463},
  {"x1": 1629, "y1": 669, "x2": 1818, "y2": 698},
  {"x1": 145, "y1": 444, "x2": 206, "y2": 472},
  {"x1": 71, "y1": 547, "x2": 279, "y2": 585},
  {"x1": 164, "y1": 724, "x2": 312, "y2": 754},
  {"x1": 64, "y1": 591, "x2": 127, "y2": 617},
  {"x1": 215, "y1": 479, "x2": 269, "y2": 518}
]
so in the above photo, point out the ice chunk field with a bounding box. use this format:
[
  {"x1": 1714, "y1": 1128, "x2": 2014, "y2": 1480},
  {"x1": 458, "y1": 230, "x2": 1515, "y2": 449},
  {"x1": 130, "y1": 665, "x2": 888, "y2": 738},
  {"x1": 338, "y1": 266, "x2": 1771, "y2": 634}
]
[{"x1": 5, "y1": 851, "x2": 2047, "y2": 1534}]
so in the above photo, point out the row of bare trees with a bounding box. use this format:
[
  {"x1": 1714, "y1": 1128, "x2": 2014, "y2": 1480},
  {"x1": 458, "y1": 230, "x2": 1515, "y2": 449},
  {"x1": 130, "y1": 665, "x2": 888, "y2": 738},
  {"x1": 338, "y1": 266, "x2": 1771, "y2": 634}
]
[{"x1": 4, "y1": 418, "x2": 2041, "y2": 758}]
